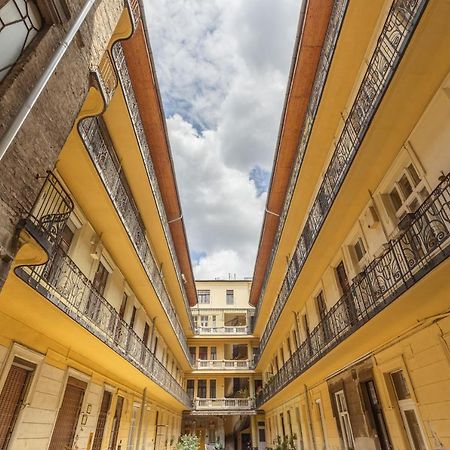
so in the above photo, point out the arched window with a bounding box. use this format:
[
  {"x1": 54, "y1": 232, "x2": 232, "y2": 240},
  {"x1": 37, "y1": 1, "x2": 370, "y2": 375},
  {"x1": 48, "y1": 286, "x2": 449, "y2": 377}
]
[{"x1": 0, "y1": 0, "x2": 44, "y2": 81}]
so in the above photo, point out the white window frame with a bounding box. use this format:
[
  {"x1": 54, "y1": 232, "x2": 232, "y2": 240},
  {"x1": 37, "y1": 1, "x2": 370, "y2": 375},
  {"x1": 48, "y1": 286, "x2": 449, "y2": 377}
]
[
  {"x1": 197, "y1": 290, "x2": 211, "y2": 304},
  {"x1": 384, "y1": 163, "x2": 430, "y2": 227},
  {"x1": 334, "y1": 390, "x2": 355, "y2": 449},
  {"x1": 389, "y1": 370, "x2": 429, "y2": 450}
]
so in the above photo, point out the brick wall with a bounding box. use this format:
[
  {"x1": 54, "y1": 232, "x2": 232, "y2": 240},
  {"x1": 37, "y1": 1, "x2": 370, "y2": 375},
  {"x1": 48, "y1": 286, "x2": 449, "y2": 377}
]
[{"x1": 0, "y1": 0, "x2": 125, "y2": 288}]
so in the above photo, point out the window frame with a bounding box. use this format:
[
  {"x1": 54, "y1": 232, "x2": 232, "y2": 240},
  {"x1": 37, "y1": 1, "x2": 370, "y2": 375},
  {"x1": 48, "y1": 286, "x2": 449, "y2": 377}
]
[{"x1": 334, "y1": 390, "x2": 355, "y2": 449}]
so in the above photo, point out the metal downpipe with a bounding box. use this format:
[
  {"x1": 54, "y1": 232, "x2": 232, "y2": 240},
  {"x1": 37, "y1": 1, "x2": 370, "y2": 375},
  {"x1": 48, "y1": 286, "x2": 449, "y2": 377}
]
[{"x1": 0, "y1": 0, "x2": 96, "y2": 162}]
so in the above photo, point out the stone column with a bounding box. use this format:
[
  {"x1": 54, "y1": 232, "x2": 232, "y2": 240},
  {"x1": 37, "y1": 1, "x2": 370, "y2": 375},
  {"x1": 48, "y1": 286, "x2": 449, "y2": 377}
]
[{"x1": 251, "y1": 415, "x2": 258, "y2": 450}]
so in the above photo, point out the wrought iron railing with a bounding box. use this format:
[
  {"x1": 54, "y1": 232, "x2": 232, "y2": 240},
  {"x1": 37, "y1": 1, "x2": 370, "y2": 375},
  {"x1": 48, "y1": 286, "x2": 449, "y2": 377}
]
[
  {"x1": 24, "y1": 172, "x2": 74, "y2": 250},
  {"x1": 253, "y1": 0, "x2": 349, "y2": 322},
  {"x1": 256, "y1": 0, "x2": 428, "y2": 355},
  {"x1": 110, "y1": 41, "x2": 195, "y2": 332},
  {"x1": 256, "y1": 174, "x2": 450, "y2": 406},
  {"x1": 15, "y1": 246, "x2": 192, "y2": 408},
  {"x1": 92, "y1": 51, "x2": 118, "y2": 105},
  {"x1": 78, "y1": 116, "x2": 192, "y2": 363}
]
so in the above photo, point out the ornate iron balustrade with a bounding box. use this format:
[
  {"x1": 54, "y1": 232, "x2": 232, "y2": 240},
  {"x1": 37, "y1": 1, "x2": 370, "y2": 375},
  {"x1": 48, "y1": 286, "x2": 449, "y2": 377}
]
[
  {"x1": 92, "y1": 51, "x2": 118, "y2": 105},
  {"x1": 257, "y1": 174, "x2": 450, "y2": 406},
  {"x1": 15, "y1": 246, "x2": 192, "y2": 408},
  {"x1": 193, "y1": 398, "x2": 254, "y2": 411},
  {"x1": 23, "y1": 172, "x2": 74, "y2": 252},
  {"x1": 126, "y1": 0, "x2": 141, "y2": 30},
  {"x1": 256, "y1": 0, "x2": 428, "y2": 355},
  {"x1": 78, "y1": 116, "x2": 192, "y2": 364},
  {"x1": 195, "y1": 359, "x2": 253, "y2": 370},
  {"x1": 110, "y1": 41, "x2": 195, "y2": 332},
  {"x1": 254, "y1": 0, "x2": 349, "y2": 323}
]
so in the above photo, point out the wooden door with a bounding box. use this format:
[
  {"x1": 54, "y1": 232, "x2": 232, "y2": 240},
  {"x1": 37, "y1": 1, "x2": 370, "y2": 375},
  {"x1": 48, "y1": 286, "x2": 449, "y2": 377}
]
[
  {"x1": 108, "y1": 396, "x2": 124, "y2": 450},
  {"x1": 0, "y1": 362, "x2": 33, "y2": 449},
  {"x1": 92, "y1": 390, "x2": 112, "y2": 450},
  {"x1": 48, "y1": 377, "x2": 86, "y2": 450}
]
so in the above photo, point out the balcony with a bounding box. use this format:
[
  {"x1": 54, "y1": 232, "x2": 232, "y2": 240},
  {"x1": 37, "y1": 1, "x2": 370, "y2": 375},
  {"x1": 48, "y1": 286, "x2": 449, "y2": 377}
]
[
  {"x1": 256, "y1": 174, "x2": 450, "y2": 407},
  {"x1": 255, "y1": 0, "x2": 428, "y2": 353},
  {"x1": 195, "y1": 360, "x2": 253, "y2": 370},
  {"x1": 192, "y1": 308, "x2": 254, "y2": 335},
  {"x1": 78, "y1": 116, "x2": 192, "y2": 363},
  {"x1": 195, "y1": 326, "x2": 250, "y2": 335},
  {"x1": 192, "y1": 398, "x2": 255, "y2": 415},
  {"x1": 15, "y1": 244, "x2": 192, "y2": 408},
  {"x1": 21, "y1": 172, "x2": 74, "y2": 255},
  {"x1": 109, "y1": 41, "x2": 195, "y2": 331}
]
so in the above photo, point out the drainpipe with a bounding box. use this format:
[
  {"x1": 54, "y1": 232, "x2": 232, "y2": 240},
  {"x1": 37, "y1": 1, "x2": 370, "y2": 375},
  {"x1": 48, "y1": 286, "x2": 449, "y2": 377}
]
[
  {"x1": 136, "y1": 387, "x2": 146, "y2": 450},
  {"x1": 0, "y1": 0, "x2": 97, "y2": 162},
  {"x1": 304, "y1": 385, "x2": 316, "y2": 450}
]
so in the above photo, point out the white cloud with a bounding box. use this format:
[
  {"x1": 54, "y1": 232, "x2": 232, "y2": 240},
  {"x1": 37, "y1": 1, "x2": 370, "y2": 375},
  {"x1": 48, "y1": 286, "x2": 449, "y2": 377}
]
[{"x1": 145, "y1": 0, "x2": 300, "y2": 278}]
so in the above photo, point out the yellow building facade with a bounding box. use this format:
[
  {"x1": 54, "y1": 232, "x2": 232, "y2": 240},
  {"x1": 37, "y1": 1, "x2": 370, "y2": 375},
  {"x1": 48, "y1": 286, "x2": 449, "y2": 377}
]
[
  {"x1": 0, "y1": 1, "x2": 195, "y2": 449},
  {"x1": 251, "y1": 0, "x2": 450, "y2": 449}
]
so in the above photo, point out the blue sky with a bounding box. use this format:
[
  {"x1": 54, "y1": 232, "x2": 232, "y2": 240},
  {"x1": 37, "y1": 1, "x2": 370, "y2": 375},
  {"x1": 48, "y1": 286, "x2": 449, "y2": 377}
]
[{"x1": 145, "y1": 0, "x2": 300, "y2": 278}]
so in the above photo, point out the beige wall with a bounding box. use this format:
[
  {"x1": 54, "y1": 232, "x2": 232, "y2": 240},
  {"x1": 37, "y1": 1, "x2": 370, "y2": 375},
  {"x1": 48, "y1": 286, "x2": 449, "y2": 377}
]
[{"x1": 195, "y1": 280, "x2": 252, "y2": 309}]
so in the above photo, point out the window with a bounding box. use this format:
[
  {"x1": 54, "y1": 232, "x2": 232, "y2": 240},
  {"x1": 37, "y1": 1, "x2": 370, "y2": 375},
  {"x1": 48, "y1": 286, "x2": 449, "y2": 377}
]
[
  {"x1": 92, "y1": 390, "x2": 112, "y2": 450},
  {"x1": 210, "y1": 347, "x2": 217, "y2": 360},
  {"x1": 0, "y1": 0, "x2": 44, "y2": 82},
  {"x1": 189, "y1": 347, "x2": 196, "y2": 362},
  {"x1": 353, "y1": 237, "x2": 366, "y2": 263},
  {"x1": 363, "y1": 380, "x2": 391, "y2": 450},
  {"x1": 200, "y1": 315, "x2": 208, "y2": 328},
  {"x1": 129, "y1": 306, "x2": 137, "y2": 330},
  {"x1": 226, "y1": 289, "x2": 234, "y2": 305},
  {"x1": 390, "y1": 370, "x2": 428, "y2": 450},
  {"x1": 197, "y1": 290, "x2": 210, "y2": 304},
  {"x1": 335, "y1": 261, "x2": 350, "y2": 294},
  {"x1": 108, "y1": 396, "x2": 124, "y2": 450},
  {"x1": 209, "y1": 379, "x2": 216, "y2": 398},
  {"x1": 197, "y1": 380, "x2": 207, "y2": 398},
  {"x1": 198, "y1": 347, "x2": 208, "y2": 360},
  {"x1": 87, "y1": 261, "x2": 109, "y2": 321},
  {"x1": 386, "y1": 163, "x2": 429, "y2": 223},
  {"x1": 186, "y1": 380, "x2": 195, "y2": 399},
  {"x1": 335, "y1": 391, "x2": 354, "y2": 449},
  {"x1": 126, "y1": 403, "x2": 139, "y2": 450}
]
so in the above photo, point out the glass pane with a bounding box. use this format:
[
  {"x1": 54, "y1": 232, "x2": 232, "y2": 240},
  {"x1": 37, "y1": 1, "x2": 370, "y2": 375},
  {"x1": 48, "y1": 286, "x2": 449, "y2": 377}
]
[
  {"x1": 407, "y1": 164, "x2": 421, "y2": 186},
  {"x1": 0, "y1": 0, "x2": 43, "y2": 82},
  {"x1": 399, "y1": 174, "x2": 413, "y2": 199},
  {"x1": 404, "y1": 409, "x2": 427, "y2": 450},
  {"x1": 419, "y1": 187, "x2": 429, "y2": 201},
  {"x1": 408, "y1": 198, "x2": 419, "y2": 213},
  {"x1": 391, "y1": 371, "x2": 410, "y2": 400}
]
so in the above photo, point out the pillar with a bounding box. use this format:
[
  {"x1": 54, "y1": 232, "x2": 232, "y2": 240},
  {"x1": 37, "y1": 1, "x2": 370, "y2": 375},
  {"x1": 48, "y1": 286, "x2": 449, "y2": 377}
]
[{"x1": 251, "y1": 415, "x2": 258, "y2": 450}]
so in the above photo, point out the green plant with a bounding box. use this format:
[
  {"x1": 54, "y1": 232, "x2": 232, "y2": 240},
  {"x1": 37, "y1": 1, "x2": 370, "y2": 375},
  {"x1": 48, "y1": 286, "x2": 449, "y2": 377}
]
[
  {"x1": 273, "y1": 435, "x2": 296, "y2": 450},
  {"x1": 174, "y1": 434, "x2": 200, "y2": 450}
]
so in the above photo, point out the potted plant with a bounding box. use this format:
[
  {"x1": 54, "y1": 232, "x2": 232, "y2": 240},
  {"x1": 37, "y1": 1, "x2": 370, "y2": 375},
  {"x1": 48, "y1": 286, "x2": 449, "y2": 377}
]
[{"x1": 174, "y1": 434, "x2": 200, "y2": 450}]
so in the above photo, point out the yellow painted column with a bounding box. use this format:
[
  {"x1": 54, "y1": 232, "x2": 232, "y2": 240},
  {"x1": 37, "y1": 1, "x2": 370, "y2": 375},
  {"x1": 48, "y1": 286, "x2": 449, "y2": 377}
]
[{"x1": 251, "y1": 415, "x2": 258, "y2": 450}]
